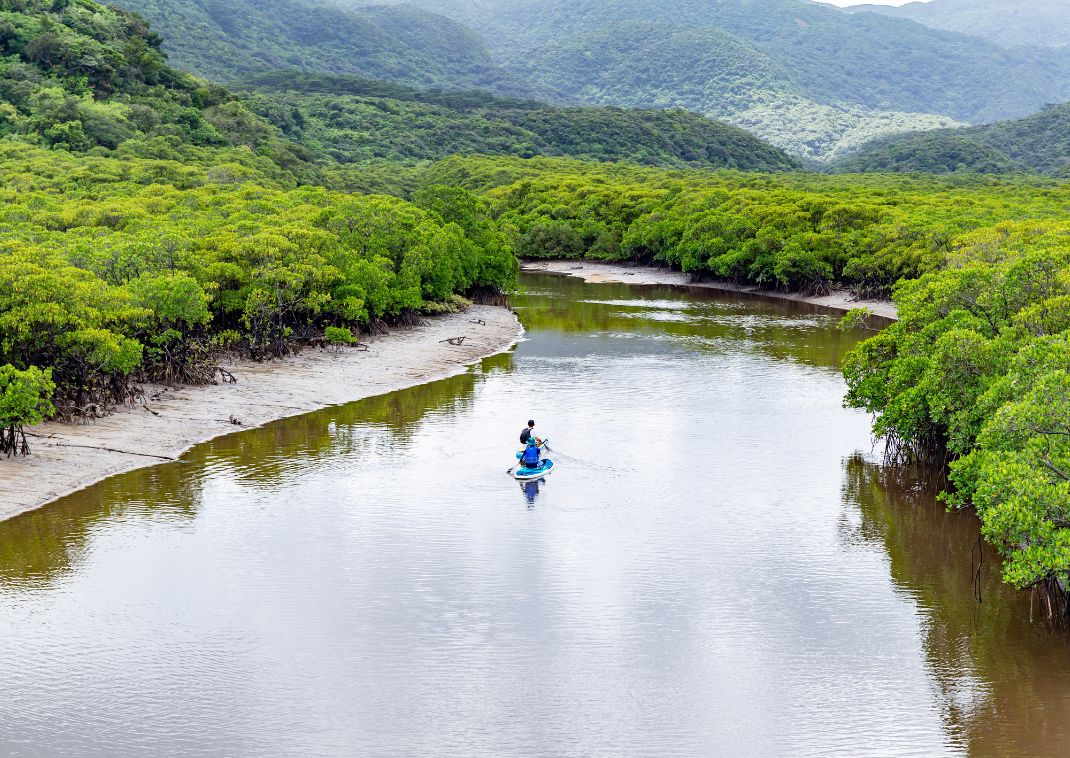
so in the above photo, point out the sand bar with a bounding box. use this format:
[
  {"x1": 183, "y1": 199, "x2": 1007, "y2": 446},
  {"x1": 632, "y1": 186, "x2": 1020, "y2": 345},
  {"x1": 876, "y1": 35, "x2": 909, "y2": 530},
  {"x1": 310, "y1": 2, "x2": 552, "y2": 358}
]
[
  {"x1": 523, "y1": 260, "x2": 898, "y2": 320},
  {"x1": 0, "y1": 305, "x2": 522, "y2": 522}
]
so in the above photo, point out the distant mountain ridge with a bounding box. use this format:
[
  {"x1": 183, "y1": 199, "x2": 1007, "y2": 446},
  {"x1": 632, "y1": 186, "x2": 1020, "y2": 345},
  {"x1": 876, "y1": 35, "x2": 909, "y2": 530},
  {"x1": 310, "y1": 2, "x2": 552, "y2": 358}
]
[
  {"x1": 368, "y1": 0, "x2": 1070, "y2": 160},
  {"x1": 846, "y1": 0, "x2": 1070, "y2": 50},
  {"x1": 831, "y1": 102, "x2": 1070, "y2": 176},
  {"x1": 112, "y1": 0, "x2": 1070, "y2": 163}
]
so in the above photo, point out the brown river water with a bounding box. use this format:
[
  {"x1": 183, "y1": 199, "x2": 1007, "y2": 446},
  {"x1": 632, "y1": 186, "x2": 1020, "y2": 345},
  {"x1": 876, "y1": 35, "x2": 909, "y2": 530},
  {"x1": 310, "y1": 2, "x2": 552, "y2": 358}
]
[{"x1": 1, "y1": 273, "x2": 1068, "y2": 757}]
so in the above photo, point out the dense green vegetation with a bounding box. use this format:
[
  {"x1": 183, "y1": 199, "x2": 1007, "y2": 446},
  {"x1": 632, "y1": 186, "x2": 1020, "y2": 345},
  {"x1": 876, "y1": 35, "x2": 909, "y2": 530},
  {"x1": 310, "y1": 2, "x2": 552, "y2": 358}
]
[
  {"x1": 239, "y1": 73, "x2": 800, "y2": 172},
  {"x1": 91, "y1": 0, "x2": 1070, "y2": 160},
  {"x1": 422, "y1": 155, "x2": 1070, "y2": 295},
  {"x1": 498, "y1": 17, "x2": 962, "y2": 161},
  {"x1": 833, "y1": 103, "x2": 1070, "y2": 176},
  {"x1": 111, "y1": 0, "x2": 528, "y2": 93},
  {"x1": 0, "y1": 364, "x2": 52, "y2": 456},
  {"x1": 851, "y1": 0, "x2": 1070, "y2": 50},
  {"x1": 843, "y1": 224, "x2": 1070, "y2": 593},
  {"x1": 0, "y1": 142, "x2": 515, "y2": 432},
  {"x1": 0, "y1": 1, "x2": 518, "y2": 451},
  {"x1": 0, "y1": 155, "x2": 495, "y2": 437}
]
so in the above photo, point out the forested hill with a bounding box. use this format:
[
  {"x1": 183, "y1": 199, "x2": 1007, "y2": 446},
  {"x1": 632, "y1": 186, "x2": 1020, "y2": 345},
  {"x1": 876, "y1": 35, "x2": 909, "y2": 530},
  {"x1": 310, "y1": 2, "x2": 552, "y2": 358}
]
[
  {"x1": 108, "y1": 0, "x2": 529, "y2": 94},
  {"x1": 403, "y1": 0, "x2": 1069, "y2": 122},
  {"x1": 240, "y1": 73, "x2": 801, "y2": 174},
  {"x1": 847, "y1": 0, "x2": 1070, "y2": 50},
  {"x1": 372, "y1": 0, "x2": 1070, "y2": 160},
  {"x1": 104, "y1": 0, "x2": 1070, "y2": 162},
  {"x1": 0, "y1": 0, "x2": 312, "y2": 181},
  {"x1": 831, "y1": 103, "x2": 1070, "y2": 176}
]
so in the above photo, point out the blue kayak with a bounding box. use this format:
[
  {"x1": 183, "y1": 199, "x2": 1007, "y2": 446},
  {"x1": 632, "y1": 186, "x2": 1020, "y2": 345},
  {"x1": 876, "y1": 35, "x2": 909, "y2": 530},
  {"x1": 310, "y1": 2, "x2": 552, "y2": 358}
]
[{"x1": 513, "y1": 453, "x2": 555, "y2": 481}]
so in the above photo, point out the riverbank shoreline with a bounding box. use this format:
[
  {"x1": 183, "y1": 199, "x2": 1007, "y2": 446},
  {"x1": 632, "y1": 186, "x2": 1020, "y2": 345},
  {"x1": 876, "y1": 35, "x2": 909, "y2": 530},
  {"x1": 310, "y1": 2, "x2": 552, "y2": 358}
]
[
  {"x1": 522, "y1": 260, "x2": 898, "y2": 320},
  {"x1": 0, "y1": 305, "x2": 522, "y2": 522}
]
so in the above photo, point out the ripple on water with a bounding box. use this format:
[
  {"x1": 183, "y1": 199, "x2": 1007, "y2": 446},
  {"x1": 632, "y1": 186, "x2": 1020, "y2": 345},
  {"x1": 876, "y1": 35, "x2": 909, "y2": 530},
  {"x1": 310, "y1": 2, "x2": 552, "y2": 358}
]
[{"x1": 0, "y1": 274, "x2": 1049, "y2": 757}]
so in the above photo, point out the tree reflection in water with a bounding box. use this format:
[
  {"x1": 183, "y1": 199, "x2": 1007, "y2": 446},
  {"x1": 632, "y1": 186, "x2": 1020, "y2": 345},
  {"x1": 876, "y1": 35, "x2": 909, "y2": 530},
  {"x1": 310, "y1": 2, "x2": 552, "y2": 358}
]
[
  {"x1": 842, "y1": 454, "x2": 1070, "y2": 758},
  {"x1": 0, "y1": 352, "x2": 514, "y2": 590}
]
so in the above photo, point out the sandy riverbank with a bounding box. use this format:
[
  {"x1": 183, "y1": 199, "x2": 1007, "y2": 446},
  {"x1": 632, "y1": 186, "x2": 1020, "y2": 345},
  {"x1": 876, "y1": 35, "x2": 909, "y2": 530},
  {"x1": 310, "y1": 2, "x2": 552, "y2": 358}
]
[
  {"x1": 522, "y1": 260, "x2": 898, "y2": 320},
  {"x1": 0, "y1": 305, "x2": 522, "y2": 522}
]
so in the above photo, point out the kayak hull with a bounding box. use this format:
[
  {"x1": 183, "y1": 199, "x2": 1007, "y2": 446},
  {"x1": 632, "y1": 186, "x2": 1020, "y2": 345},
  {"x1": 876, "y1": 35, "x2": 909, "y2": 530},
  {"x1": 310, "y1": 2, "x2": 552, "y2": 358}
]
[{"x1": 513, "y1": 459, "x2": 554, "y2": 481}]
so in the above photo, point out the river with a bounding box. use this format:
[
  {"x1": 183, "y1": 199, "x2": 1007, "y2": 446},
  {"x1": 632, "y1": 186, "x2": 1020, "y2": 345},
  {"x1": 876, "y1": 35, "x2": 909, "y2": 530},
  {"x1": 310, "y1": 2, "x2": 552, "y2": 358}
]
[{"x1": 1, "y1": 272, "x2": 1068, "y2": 757}]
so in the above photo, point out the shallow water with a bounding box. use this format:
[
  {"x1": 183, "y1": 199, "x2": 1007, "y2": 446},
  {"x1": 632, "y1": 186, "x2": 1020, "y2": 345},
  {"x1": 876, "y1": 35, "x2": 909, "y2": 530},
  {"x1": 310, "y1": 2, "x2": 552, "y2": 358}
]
[{"x1": 1, "y1": 273, "x2": 1068, "y2": 757}]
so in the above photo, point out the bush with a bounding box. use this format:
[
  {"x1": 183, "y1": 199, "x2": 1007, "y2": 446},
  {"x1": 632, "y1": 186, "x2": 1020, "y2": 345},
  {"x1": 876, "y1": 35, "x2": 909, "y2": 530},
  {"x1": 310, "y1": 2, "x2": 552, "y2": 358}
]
[{"x1": 0, "y1": 364, "x2": 55, "y2": 456}]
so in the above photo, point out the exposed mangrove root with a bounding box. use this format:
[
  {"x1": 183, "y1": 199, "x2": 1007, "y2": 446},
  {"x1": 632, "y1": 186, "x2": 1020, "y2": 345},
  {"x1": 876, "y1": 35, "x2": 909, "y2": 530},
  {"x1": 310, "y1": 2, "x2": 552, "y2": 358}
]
[
  {"x1": 145, "y1": 339, "x2": 223, "y2": 387},
  {"x1": 395, "y1": 311, "x2": 430, "y2": 328},
  {"x1": 216, "y1": 367, "x2": 238, "y2": 384},
  {"x1": 971, "y1": 534, "x2": 984, "y2": 605},
  {"x1": 1025, "y1": 577, "x2": 1070, "y2": 628},
  {"x1": 469, "y1": 287, "x2": 509, "y2": 307},
  {"x1": 366, "y1": 319, "x2": 390, "y2": 336},
  {"x1": 0, "y1": 424, "x2": 31, "y2": 457}
]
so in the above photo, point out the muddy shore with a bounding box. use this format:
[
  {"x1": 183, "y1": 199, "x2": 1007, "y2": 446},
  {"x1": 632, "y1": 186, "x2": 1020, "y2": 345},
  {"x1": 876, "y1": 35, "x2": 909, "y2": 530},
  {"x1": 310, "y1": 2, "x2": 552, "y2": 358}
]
[{"x1": 0, "y1": 305, "x2": 522, "y2": 522}]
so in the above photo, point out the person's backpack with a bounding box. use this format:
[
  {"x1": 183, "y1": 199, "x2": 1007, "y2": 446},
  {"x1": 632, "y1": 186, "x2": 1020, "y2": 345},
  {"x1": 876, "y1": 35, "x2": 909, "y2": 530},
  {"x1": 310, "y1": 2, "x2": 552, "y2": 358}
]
[
  {"x1": 520, "y1": 427, "x2": 532, "y2": 444},
  {"x1": 522, "y1": 444, "x2": 540, "y2": 466}
]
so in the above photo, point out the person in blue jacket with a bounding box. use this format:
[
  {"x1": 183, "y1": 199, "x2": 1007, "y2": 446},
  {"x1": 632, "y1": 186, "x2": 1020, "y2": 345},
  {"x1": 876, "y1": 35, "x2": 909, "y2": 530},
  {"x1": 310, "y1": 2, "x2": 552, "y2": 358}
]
[{"x1": 520, "y1": 438, "x2": 541, "y2": 469}]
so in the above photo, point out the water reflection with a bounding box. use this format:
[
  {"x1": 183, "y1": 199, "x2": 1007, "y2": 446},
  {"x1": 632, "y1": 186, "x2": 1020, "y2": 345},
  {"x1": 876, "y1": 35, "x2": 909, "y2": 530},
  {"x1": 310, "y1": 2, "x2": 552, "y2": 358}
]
[
  {"x1": 518, "y1": 477, "x2": 547, "y2": 506},
  {"x1": 842, "y1": 455, "x2": 1070, "y2": 758},
  {"x1": 0, "y1": 272, "x2": 1066, "y2": 756},
  {"x1": 517, "y1": 273, "x2": 870, "y2": 369},
  {"x1": 0, "y1": 359, "x2": 500, "y2": 590}
]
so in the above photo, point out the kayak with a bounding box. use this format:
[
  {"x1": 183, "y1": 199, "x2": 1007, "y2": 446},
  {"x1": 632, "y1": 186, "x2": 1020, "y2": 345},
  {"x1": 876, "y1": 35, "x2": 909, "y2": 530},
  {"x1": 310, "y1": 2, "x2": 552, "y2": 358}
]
[
  {"x1": 512, "y1": 437, "x2": 555, "y2": 481},
  {"x1": 512, "y1": 458, "x2": 554, "y2": 481}
]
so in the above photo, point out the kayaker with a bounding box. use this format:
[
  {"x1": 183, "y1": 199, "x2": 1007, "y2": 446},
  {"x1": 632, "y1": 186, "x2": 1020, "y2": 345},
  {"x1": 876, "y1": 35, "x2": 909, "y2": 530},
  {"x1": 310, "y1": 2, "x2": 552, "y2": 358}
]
[
  {"x1": 520, "y1": 438, "x2": 541, "y2": 469},
  {"x1": 519, "y1": 419, "x2": 541, "y2": 446}
]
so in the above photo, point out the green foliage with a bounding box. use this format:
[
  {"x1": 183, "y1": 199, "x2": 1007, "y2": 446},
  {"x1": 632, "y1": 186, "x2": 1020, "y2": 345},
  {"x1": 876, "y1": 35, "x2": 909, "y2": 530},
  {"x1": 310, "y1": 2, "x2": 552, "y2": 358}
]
[
  {"x1": 323, "y1": 326, "x2": 356, "y2": 346},
  {"x1": 386, "y1": 0, "x2": 1070, "y2": 160},
  {"x1": 499, "y1": 18, "x2": 966, "y2": 162},
  {"x1": 843, "y1": 226, "x2": 1070, "y2": 588},
  {"x1": 0, "y1": 243, "x2": 143, "y2": 414},
  {"x1": 239, "y1": 72, "x2": 799, "y2": 174},
  {"x1": 427, "y1": 155, "x2": 1070, "y2": 295},
  {"x1": 0, "y1": 143, "x2": 517, "y2": 416},
  {"x1": 0, "y1": 364, "x2": 54, "y2": 456},
  {"x1": 127, "y1": 271, "x2": 215, "y2": 384},
  {"x1": 947, "y1": 340, "x2": 1070, "y2": 589},
  {"x1": 0, "y1": 0, "x2": 315, "y2": 179}
]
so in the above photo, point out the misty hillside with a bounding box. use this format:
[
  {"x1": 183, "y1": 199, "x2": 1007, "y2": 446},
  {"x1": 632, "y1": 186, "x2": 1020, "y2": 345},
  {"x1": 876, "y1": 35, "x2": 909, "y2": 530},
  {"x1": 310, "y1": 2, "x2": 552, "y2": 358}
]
[
  {"x1": 359, "y1": 0, "x2": 1070, "y2": 160},
  {"x1": 832, "y1": 101, "x2": 1070, "y2": 175},
  {"x1": 848, "y1": 0, "x2": 1070, "y2": 50},
  {"x1": 109, "y1": 0, "x2": 531, "y2": 94}
]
